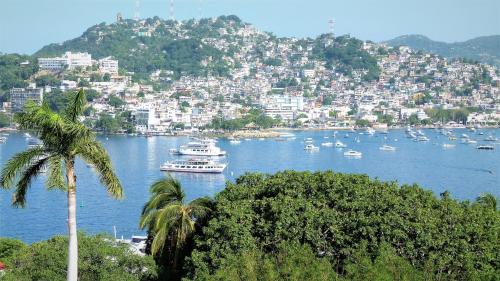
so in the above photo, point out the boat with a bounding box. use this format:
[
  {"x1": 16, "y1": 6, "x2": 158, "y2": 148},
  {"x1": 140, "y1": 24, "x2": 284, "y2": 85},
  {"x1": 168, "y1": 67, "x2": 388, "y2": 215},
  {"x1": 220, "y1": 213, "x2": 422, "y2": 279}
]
[
  {"x1": 476, "y1": 145, "x2": 494, "y2": 150},
  {"x1": 304, "y1": 144, "x2": 319, "y2": 151},
  {"x1": 24, "y1": 132, "x2": 32, "y2": 138},
  {"x1": 0, "y1": 136, "x2": 6, "y2": 144},
  {"x1": 462, "y1": 139, "x2": 477, "y2": 144},
  {"x1": 417, "y1": 136, "x2": 430, "y2": 142},
  {"x1": 244, "y1": 138, "x2": 252, "y2": 141},
  {"x1": 365, "y1": 128, "x2": 375, "y2": 136},
  {"x1": 442, "y1": 143, "x2": 456, "y2": 148},
  {"x1": 160, "y1": 158, "x2": 227, "y2": 173},
  {"x1": 169, "y1": 148, "x2": 179, "y2": 154},
  {"x1": 27, "y1": 138, "x2": 42, "y2": 148},
  {"x1": 116, "y1": 235, "x2": 147, "y2": 256},
  {"x1": 461, "y1": 134, "x2": 469, "y2": 139},
  {"x1": 335, "y1": 141, "x2": 347, "y2": 148},
  {"x1": 379, "y1": 145, "x2": 396, "y2": 151},
  {"x1": 484, "y1": 135, "x2": 497, "y2": 142},
  {"x1": 229, "y1": 139, "x2": 241, "y2": 144},
  {"x1": 177, "y1": 139, "x2": 226, "y2": 156},
  {"x1": 344, "y1": 150, "x2": 362, "y2": 157},
  {"x1": 321, "y1": 142, "x2": 334, "y2": 147}
]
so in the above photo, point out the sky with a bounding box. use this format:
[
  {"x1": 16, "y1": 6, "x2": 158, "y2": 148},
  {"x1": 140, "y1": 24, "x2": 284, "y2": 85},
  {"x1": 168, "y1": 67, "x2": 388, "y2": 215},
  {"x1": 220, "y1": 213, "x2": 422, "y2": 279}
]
[{"x1": 1, "y1": 0, "x2": 499, "y2": 54}]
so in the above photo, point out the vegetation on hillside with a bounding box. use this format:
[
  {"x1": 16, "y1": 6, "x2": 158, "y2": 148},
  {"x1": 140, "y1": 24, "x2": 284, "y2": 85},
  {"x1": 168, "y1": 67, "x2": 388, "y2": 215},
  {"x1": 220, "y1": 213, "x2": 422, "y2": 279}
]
[{"x1": 386, "y1": 34, "x2": 500, "y2": 67}]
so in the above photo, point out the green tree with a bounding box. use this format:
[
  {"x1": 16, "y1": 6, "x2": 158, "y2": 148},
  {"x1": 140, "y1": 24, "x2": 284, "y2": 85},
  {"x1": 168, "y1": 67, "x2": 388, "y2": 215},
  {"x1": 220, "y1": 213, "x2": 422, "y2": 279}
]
[
  {"x1": 0, "y1": 89, "x2": 123, "y2": 281},
  {"x1": 1, "y1": 233, "x2": 157, "y2": 281},
  {"x1": 0, "y1": 112, "x2": 11, "y2": 127},
  {"x1": 139, "y1": 176, "x2": 213, "y2": 271},
  {"x1": 108, "y1": 95, "x2": 126, "y2": 108},
  {"x1": 206, "y1": 242, "x2": 339, "y2": 281},
  {"x1": 0, "y1": 238, "x2": 27, "y2": 260}
]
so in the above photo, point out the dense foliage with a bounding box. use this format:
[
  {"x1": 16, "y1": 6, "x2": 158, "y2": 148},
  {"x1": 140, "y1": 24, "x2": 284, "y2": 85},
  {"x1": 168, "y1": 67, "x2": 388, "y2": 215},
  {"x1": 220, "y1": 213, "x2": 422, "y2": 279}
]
[
  {"x1": 0, "y1": 233, "x2": 158, "y2": 281},
  {"x1": 34, "y1": 18, "x2": 232, "y2": 80},
  {"x1": 208, "y1": 109, "x2": 281, "y2": 131},
  {"x1": 0, "y1": 54, "x2": 38, "y2": 98},
  {"x1": 386, "y1": 35, "x2": 500, "y2": 67},
  {"x1": 187, "y1": 171, "x2": 499, "y2": 280},
  {"x1": 313, "y1": 35, "x2": 380, "y2": 81}
]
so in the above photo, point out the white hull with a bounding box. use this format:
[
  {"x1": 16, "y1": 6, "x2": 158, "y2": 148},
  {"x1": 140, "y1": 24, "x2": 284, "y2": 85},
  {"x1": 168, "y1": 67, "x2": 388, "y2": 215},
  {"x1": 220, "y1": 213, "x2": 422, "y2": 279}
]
[
  {"x1": 160, "y1": 164, "x2": 226, "y2": 173},
  {"x1": 178, "y1": 150, "x2": 226, "y2": 156}
]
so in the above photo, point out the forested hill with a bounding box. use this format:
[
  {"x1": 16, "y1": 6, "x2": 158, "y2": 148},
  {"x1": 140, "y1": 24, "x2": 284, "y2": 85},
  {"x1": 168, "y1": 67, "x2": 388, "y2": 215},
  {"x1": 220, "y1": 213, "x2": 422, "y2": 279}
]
[
  {"x1": 385, "y1": 34, "x2": 500, "y2": 67},
  {"x1": 33, "y1": 15, "x2": 381, "y2": 81}
]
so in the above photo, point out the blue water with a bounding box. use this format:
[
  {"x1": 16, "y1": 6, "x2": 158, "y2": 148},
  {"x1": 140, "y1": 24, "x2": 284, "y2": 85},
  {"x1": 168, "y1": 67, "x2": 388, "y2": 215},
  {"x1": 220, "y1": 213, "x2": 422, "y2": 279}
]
[{"x1": 1, "y1": 129, "x2": 499, "y2": 243}]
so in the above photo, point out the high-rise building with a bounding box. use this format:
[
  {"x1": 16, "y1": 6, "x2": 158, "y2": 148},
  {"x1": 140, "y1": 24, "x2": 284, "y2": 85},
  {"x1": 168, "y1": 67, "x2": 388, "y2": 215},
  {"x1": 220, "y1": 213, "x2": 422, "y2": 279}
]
[
  {"x1": 10, "y1": 86, "x2": 43, "y2": 113},
  {"x1": 99, "y1": 57, "x2": 119, "y2": 74}
]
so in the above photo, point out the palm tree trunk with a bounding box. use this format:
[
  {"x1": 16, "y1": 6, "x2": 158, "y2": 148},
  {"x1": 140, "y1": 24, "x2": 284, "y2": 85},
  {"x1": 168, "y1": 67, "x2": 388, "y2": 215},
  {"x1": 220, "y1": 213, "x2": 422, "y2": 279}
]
[{"x1": 66, "y1": 157, "x2": 78, "y2": 281}]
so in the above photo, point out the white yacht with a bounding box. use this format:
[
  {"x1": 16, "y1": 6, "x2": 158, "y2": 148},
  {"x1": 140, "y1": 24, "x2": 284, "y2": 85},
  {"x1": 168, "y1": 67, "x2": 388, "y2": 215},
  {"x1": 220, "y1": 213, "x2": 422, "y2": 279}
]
[
  {"x1": 442, "y1": 143, "x2": 456, "y2": 149},
  {"x1": 116, "y1": 235, "x2": 147, "y2": 256},
  {"x1": 344, "y1": 150, "x2": 362, "y2": 157},
  {"x1": 335, "y1": 140, "x2": 347, "y2": 148},
  {"x1": 321, "y1": 142, "x2": 334, "y2": 147},
  {"x1": 177, "y1": 139, "x2": 226, "y2": 156},
  {"x1": 379, "y1": 145, "x2": 396, "y2": 151},
  {"x1": 160, "y1": 159, "x2": 227, "y2": 173},
  {"x1": 229, "y1": 139, "x2": 241, "y2": 144},
  {"x1": 463, "y1": 139, "x2": 477, "y2": 144},
  {"x1": 304, "y1": 144, "x2": 319, "y2": 151}
]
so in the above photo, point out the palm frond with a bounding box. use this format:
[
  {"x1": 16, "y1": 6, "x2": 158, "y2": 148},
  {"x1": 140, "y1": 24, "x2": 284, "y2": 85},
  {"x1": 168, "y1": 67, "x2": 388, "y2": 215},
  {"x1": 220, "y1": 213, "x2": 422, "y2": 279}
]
[
  {"x1": 1, "y1": 147, "x2": 47, "y2": 189},
  {"x1": 150, "y1": 175, "x2": 185, "y2": 203},
  {"x1": 13, "y1": 156, "x2": 50, "y2": 207},
  {"x1": 151, "y1": 226, "x2": 168, "y2": 256},
  {"x1": 77, "y1": 140, "x2": 123, "y2": 199},
  {"x1": 46, "y1": 156, "x2": 66, "y2": 191},
  {"x1": 65, "y1": 88, "x2": 86, "y2": 123},
  {"x1": 189, "y1": 197, "x2": 214, "y2": 222}
]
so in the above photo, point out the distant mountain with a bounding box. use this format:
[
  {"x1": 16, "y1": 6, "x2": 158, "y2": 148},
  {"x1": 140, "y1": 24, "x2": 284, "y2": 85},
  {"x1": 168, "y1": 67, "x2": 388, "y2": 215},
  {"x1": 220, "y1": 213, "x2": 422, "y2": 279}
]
[{"x1": 385, "y1": 35, "x2": 500, "y2": 67}]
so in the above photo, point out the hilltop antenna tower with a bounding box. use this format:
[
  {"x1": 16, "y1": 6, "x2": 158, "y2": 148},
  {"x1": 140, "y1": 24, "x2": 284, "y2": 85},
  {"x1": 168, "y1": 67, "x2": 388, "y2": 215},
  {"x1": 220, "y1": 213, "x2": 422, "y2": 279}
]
[
  {"x1": 169, "y1": 0, "x2": 175, "y2": 21},
  {"x1": 134, "y1": 0, "x2": 140, "y2": 21},
  {"x1": 329, "y1": 18, "x2": 335, "y2": 36}
]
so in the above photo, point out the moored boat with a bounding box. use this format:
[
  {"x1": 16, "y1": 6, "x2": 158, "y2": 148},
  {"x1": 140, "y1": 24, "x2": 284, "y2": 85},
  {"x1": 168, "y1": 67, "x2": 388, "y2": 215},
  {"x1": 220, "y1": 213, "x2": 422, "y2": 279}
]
[
  {"x1": 344, "y1": 149, "x2": 362, "y2": 157},
  {"x1": 379, "y1": 145, "x2": 396, "y2": 151},
  {"x1": 160, "y1": 158, "x2": 227, "y2": 173}
]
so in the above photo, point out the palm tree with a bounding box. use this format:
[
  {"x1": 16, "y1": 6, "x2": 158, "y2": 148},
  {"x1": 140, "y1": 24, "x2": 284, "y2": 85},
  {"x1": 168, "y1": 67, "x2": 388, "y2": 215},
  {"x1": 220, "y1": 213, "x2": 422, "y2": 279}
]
[
  {"x1": 139, "y1": 175, "x2": 213, "y2": 268},
  {"x1": 0, "y1": 89, "x2": 123, "y2": 281}
]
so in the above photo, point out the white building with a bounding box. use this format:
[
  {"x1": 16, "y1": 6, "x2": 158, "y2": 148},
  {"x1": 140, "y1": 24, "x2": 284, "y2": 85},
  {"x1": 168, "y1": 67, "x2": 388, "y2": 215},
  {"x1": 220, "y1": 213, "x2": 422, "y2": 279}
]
[
  {"x1": 99, "y1": 57, "x2": 119, "y2": 74},
  {"x1": 10, "y1": 86, "x2": 43, "y2": 112},
  {"x1": 38, "y1": 52, "x2": 92, "y2": 71},
  {"x1": 264, "y1": 94, "x2": 304, "y2": 120}
]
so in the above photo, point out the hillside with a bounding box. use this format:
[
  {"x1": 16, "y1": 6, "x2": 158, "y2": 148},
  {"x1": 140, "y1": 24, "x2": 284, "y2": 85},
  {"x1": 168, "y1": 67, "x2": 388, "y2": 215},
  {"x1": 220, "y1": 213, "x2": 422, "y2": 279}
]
[
  {"x1": 33, "y1": 16, "x2": 380, "y2": 81},
  {"x1": 385, "y1": 34, "x2": 500, "y2": 66}
]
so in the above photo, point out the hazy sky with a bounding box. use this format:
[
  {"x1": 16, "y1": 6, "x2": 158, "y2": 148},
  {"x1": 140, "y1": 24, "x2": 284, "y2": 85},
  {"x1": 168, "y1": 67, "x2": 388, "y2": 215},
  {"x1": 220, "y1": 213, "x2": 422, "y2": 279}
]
[{"x1": 1, "y1": 0, "x2": 499, "y2": 54}]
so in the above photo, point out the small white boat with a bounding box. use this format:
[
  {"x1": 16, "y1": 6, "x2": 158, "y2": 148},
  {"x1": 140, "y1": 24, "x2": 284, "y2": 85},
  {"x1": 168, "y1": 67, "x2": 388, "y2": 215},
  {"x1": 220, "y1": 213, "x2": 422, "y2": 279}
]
[
  {"x1": 366, "y1": 128, "x2": 375, "y2": 136},
  {"x1": 417, "y1": 136, "x2": 430, "y2": 142},
  {"x1": 169, "y1": 148, "x2": 179, "y2": 154},
  {"x1": 335, "y1": 141, "x2": 347, "y2": 148},
  {"x1": 304, "y1": 144, "x2": 319, "y2": 151},
  {"x1": 0, "y1": 136, "x2": 6, "y2": 144},
  {"x1": 324, "y1": 136, "x2": 329, "y2": 139},
  {"x1": 321, "y1": 142, "x2": 334, "y2": 147},
  {"x1": 160, "y1": 158, "x2": 227, "y2": 173},
  {"x1": 442, "y1": 143, "x2": 456, "y2": 149},
  {"x1": 344, "y1": 150, "x2": 362, "y2": 157},
  {"x1": 484, "y1": 135, "x2": 497, "y2": 142},
  {"x1": 379, "y1": 145, "x2": 396, "y2": 151},
  {"x1": 24, "y1": 132, "x2": 32, "y2": 138},
  {"x1": 258, "y1": 138, "x2": 265, "y2": 141},
  {"x1": 463, "y1": 139, "x2": 477, "y2": 144},
  {"x1": 229, "y1": 139, "x2": 241, "y2": 144}
]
